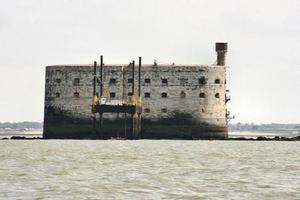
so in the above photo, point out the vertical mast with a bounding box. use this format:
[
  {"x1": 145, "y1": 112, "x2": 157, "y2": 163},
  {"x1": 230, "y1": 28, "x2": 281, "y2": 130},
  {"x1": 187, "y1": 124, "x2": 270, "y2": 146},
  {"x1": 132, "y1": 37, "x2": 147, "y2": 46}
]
[
  {"x1": 132, "y1": 60, "x2": 135, "y2": 95},
  {"x1": 93, "y1": 61, "x2": 97, "y2": 129},
  {"x1": 138, "y1": 57, "x2": 141, "y2": 97},
  {"x1": 99, "y1": 56, "x2": 103, "y2": 132},
  {"x1": 100, "y1": 55, "x2": 103, "y2": 97},
  {"x1": 93, "y1": 61, "x2": 97, "y2": 97}
]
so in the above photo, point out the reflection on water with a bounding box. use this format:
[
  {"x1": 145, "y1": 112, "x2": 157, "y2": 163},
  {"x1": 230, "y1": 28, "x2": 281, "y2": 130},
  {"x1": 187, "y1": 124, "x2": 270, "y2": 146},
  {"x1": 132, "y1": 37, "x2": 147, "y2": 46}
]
[{"x1": 0, "y1": 140, "x2": 299, "y2": 199}]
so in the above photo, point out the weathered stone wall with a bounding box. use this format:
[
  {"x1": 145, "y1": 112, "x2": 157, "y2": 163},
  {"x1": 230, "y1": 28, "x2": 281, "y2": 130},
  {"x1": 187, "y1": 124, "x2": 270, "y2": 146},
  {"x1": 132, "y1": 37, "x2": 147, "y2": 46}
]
[{"x1": 44, "y1": 64, "x2": 228, "y2": 139}]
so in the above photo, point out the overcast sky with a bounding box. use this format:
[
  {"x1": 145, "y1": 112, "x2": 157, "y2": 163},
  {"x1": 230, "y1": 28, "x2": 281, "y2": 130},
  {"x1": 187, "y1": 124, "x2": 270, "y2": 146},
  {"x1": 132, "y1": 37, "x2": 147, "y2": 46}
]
[{"x1": 0, "y1": 0, "x2": 299, "y2": 123}]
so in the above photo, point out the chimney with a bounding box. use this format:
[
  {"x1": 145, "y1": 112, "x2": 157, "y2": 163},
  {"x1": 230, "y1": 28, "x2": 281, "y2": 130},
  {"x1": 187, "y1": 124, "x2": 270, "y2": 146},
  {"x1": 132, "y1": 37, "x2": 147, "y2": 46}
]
[{"x1": 215, "y1": 43, "x2": 228, "y2": 66}]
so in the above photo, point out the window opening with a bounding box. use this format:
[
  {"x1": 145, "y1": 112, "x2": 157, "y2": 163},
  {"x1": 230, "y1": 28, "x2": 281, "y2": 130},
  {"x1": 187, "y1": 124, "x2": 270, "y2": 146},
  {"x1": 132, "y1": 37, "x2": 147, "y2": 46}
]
[
  {"x1": 161, "y1": 108, "x2": 167, "y2": 113},
  {"x1": 161, "y1": 93, "x2": 167, "y2": 98},
  {"x1": 73, "y1": 78, "x2": 80, "y2": 86},
  {"x1": 199, "y1": 93, "x2": 205, "y2": 98},
  {"x1": 180, "y1": 91, "x2": 186, "y2": 98},
  {"x1": 145, "y1": 78, "x2": 151, "y2": 84},
  {"x1": 110, "y1": 78, "x2": 116, "y2": 84},
  {"x1": 74, "y1": 92, "x2": 80, "y2": 98},
  {"x1": 110, "y1": 92, "x2": 116, "y2": 98},
  {"x1": 144, "y1": 108, "x2": 150, "y2": 113},
  {"x1": 199, "y1": 77, "x2": 206, "y2": 85}
]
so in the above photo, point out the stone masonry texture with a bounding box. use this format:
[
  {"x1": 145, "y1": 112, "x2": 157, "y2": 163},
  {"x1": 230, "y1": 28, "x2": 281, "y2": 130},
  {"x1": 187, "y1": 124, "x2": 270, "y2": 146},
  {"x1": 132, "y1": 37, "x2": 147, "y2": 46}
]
[{"x1": 43, "y1": 64, "x2": 228, "y2": 139}]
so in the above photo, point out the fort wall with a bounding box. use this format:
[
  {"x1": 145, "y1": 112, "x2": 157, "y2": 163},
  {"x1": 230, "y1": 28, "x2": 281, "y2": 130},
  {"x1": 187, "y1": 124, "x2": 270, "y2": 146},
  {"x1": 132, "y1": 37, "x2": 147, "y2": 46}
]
[{"x1": 43, "y1": 64, "x2": 228, "y2": 139}]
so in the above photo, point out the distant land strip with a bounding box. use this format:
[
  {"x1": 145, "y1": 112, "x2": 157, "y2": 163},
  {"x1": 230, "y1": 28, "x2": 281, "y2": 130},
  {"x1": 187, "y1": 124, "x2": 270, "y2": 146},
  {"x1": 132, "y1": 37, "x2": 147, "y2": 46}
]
[{"x1": 2, "y1": 135, "x2": 299, "y2": 141}]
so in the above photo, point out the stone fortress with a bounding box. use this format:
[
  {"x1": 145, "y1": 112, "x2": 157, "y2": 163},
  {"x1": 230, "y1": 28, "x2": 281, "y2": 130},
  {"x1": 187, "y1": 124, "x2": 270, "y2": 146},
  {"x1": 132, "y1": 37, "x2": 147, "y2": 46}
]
[{"x1": 43, "y1": 43, "x2": 230, "y2": 139}]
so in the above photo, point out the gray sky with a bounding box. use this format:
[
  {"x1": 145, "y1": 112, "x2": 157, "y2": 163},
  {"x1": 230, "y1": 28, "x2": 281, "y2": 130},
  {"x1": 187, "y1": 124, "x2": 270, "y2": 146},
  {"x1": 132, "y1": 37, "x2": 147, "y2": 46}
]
[{"x1": 0, "y1": 0, "x2": 299, "y2": 123}]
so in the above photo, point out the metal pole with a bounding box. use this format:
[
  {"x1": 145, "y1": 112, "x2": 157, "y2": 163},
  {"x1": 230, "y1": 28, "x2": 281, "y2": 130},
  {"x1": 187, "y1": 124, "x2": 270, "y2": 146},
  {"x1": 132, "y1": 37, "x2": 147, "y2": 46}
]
[
  {"x1": 124, "y1": 113, "x2": 127, "y2": 138},
  {"x1": 93, "y1": 61, "x2": 97, "y2": 129},
  {"x1": 100, "y1": 55, "x2": 103, "y2": 96},
  {"x1": 131, "y1": 61, "x2": 135, "y2": 139},
  {"x1": 138, "y1": 57, "x2": 141, "y2": 97},
  {"x1": 99, "y1": 56, "x2": 103, "y2": 138},
  {"x1": 93, "y1": 61, "x2": 97, "y2": 97},
  {"x1": 138, "y1": 57, "x2": 142, "y2": 139},
  {"x1": 132, "y1": 60, "x2": 135, "y2": 95}
]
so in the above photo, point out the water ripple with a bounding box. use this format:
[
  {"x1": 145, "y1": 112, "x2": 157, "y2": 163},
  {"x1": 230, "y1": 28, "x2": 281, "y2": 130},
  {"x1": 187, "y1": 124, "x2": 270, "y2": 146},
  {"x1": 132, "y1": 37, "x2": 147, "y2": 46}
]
[{"x1": 0, "y1": 140, "x2": 299, "y2": 199}]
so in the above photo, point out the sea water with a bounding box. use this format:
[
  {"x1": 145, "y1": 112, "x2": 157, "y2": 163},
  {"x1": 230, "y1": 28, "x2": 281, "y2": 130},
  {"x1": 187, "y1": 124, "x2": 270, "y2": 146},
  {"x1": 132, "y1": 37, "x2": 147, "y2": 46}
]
[{"x1": 0, "y1": 140, "x2": 299, "y2": 199}]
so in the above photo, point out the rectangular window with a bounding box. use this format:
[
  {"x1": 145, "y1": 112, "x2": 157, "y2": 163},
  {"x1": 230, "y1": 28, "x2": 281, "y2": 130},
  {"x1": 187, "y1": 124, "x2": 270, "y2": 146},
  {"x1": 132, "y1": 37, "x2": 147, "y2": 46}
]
[
  {"x1": 73, "y1": 92, "x2": 80, "y2": 98},
  {"x1": 162, "y1": 78, "x2": 168, "y2": 85},
  {"x1": 144, "y1": 92, "x2": 150, "y2": 98},
  {"x1": 73, "y1": 78, "x2": 80, "y2": 86},
  {"x1": 55, "y1": 92, "x2": 60, "y2": 98},
  {"x1": 144, "y1": 108, "x2": 150, "y2": 113},
  {"x1": 128, "y1": 92, "x2": 133, "y2": 96},
  {"x1": 56, "y1": 78, "x2": 61, "y2": 84},
  {"x1": 161, "y1": 108, "x2": 167, "y2": 113},
  {"x1": 180, "y1": 91, "x2": 186, "y2": 98},
  {"x1": 128, "y1": 78, "x2": 133, "y2": 83},
  {"x1": 110, "y1": 92, "x2": 116, "y2": 98},
  {"x1": 110, "y1": 79, "x2": 116, "y2": 84},
  {"x1": 145, "y1": 78, "x2": 151, "y2": 84},
  {"x1": 199, "y1": 77, "x2": 206, "y2": 85}
]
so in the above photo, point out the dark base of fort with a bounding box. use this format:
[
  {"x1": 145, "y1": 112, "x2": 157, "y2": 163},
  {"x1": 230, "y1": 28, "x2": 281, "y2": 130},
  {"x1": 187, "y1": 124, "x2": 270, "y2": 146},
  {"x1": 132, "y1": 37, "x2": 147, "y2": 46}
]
[{"x1": 43, "y1": 118, "x2": 228, "y2": 140}]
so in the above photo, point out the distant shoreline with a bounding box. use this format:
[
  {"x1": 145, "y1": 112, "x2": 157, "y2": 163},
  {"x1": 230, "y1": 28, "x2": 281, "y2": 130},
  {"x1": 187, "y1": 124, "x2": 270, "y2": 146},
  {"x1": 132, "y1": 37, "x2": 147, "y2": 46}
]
[
  {"x1": 2, "y1": 135, "x2": 300, "y2": 141},
  {"x1": 1, "y1": 129, "x2": 300, "y2": 141}
]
